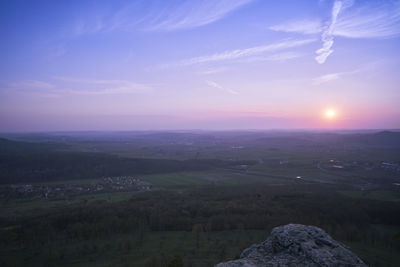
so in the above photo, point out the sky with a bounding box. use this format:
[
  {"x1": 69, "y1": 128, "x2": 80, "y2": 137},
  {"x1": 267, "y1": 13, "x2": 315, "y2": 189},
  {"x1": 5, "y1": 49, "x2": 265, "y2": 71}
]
[{"x1": 0, "y1": 0, "x2": 399, "y2": 131}]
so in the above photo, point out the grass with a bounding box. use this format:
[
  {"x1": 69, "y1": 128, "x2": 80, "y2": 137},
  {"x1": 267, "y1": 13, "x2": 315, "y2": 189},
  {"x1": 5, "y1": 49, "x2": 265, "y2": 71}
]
[
  {"x1": 140, "y1": 172, "x2": 213, "y2": 187},
  {"x1": 140, "y1": 169, "x2": 301, "y2": 188},
  {"x1": 3, "y1": 228, "x2": 399, "y2": 267},
  {"x1": 345, "y1": 241, "x2": 400, "y2": 267},
  {"x1": 0, "y1": 191, "x2": 136, "y2": 218},
  {"x1": 0, "y1": 167, "x2": 338, "y2": 219},
  {"x1": 338, "y1": 190, "x2": 400, "y2": 202},
  {"x1": 69, "y1": 191, "x2": 135, "y2": 203},
  {"x1": 373, "y1": 224, "x2": 400, "y2": 235},
  {"x1": 1, "y1": 230, "x2": 268, "y2": 267},
  {"x1": 0, "y1": 169, "x2": 292, "y2": 218}
]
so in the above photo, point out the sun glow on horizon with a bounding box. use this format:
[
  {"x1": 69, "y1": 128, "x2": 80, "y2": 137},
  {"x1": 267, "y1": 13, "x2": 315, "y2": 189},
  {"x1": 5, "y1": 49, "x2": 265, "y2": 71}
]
[
  {"x1": 325, "y1": 109, "x2": 336, "y2": 119},
  {"x1": 0, "y1": 0, "x2": 399, "y2": 132}
]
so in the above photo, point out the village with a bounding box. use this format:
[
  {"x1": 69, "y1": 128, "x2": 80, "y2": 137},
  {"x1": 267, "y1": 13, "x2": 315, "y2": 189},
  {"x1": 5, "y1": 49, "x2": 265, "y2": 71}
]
[
  {"x1": 316, "y1": 159, "x2": 400, "y2": 173},
  {"x1": 4, "y1": 176, "x2": 152, "y2": 200}
]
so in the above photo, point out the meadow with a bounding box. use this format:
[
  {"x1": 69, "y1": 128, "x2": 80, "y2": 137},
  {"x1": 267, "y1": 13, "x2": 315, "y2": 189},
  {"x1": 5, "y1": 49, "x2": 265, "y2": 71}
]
[{"x1": 1, "y1": 131, "x2": 400, "y2": 266}]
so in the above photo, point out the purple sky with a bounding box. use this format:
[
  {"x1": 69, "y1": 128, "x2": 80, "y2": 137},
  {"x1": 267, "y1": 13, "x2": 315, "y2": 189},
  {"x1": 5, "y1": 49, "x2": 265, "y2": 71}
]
[{"x1": 1, "y1": 0, "x2": 399, "y2": 131}]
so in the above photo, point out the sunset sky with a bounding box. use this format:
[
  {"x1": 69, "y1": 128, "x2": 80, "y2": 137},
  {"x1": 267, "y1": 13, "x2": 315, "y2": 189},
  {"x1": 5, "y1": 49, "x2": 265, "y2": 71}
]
[{"x1": 1, "y1": 0, "x2": 399, "y2": 131}]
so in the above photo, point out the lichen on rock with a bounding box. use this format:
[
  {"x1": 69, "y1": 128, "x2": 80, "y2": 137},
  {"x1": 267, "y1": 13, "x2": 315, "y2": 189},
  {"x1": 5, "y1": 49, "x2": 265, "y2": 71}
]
[{"x1": 215, "y1": 224, "x2": 367, "y2": 267}]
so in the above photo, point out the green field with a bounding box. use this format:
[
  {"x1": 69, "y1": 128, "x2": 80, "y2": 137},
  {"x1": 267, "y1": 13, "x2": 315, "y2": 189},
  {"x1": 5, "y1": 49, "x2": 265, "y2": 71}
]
[
  {"x1": 338, "y1": 190, "x2": 400, "y2": 202},
  {"x1": 1, "y1": 230, "x2": 267, "y2": 267},
  {"x1": 0, "y1": 191, "x2": 136, "y2": 217},
  {"x1": 3, "y1": 226, "x2": 399, "y2": 267},
  {"x1": 1, "y1": 131, "x2": 400, "y2": 266}
]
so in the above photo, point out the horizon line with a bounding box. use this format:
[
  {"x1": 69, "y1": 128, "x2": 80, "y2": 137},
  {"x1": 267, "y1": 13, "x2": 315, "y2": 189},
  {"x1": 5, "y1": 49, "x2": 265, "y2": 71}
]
[{"x1": 1, "y1": 128, "x2": 399, "y2": 134}]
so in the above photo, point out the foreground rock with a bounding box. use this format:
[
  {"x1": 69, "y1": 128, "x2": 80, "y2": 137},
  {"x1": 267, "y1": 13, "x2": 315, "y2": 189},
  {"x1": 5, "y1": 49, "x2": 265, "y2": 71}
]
[{"x1": 215, "y1": 224, "x2": 367, "y2": 267}]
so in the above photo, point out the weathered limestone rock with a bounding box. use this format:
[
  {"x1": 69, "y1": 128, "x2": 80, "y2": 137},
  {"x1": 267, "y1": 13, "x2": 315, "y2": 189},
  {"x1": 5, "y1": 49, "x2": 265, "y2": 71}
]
[{"x1": 215, "y1": 224, "x2": 367, "y2": 267}]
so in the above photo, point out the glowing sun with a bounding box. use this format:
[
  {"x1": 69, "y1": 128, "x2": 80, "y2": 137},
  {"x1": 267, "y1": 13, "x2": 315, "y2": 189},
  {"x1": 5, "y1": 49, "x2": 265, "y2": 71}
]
[{"x1": 325, "y1": 109, "x2": 336, "y2": 119}]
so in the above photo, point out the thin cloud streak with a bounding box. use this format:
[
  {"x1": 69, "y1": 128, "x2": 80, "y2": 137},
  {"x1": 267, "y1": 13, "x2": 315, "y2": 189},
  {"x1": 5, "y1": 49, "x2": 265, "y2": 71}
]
[
  {"x1": 312, "y1": 73, "x2": 341, "y2": 85},
  {"x1": 269, "y1": 19, "x2": 322, "y2": 35},
  {"x1": 9, "y1": 77, "x2": 153, "y2": 96},
  {"x1": 70, "y1": 0, "x2": 253, "y2": 36},
  {"x1": 206, "y1": 80, "x2": 239, "y2": 95},
  {"x1": 334, "y1": 1, "x2": 400, "y2": 39},
  {"x1": 312, "y1": 68, "x2": 363, "y2": 85},
  {"x1": 315, "y1": 0, "x2": 348, "y2": 64},
  {"x1": 70, "y1": 2, "x2": 150, "y2": 36},
  {"x1": 10, "y1": 80, "x2": 56, "y2": 89},
  {"x1": 269, "y1": 1, "x2": 400, "y2": 64},
  {"x1": 146, "y1": 0, "x2": 253, "y2": 31},
  {"x1": 54, "y1": 77, "x2": 152, "y2": 95},
  {"x1": 197, "y1": 67, "x2": 230, "y2": 75},
  {"x1": 162, "y1": 39, "x2": 316, "y2": 68},
  {"x1": 239, "y1": 51, "x2": 304, "y2": 63},
  {"x1": 270, "y1": 1, "x2": 400, "y2": 39}
]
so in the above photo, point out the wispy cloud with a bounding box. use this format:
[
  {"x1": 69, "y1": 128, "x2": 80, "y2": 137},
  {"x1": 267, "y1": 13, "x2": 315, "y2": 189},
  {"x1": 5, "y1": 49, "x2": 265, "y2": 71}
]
[
  {"x1": 312, "y1": 67, "x2": 363, "y2": 85},
  {"x1": 69, "y1": 0, "x2": 253, "y2": 36},
  {"x1": 10, "y1": 80, "x2": 56, "y2": 89},
  {"x1": 312, "y1": 73, "x2": 341, "y2": 85},
  {"x1": 162, "y1": 39, "x2": 315, "y2": 68},
  {"x1": 269, "y1": 1, "x2": 400, "y2": 64},
  {"x1": 197, "y1": 67, "x2": 230, "y2": 75},
  {"x1": 70, "y1": 2, "x2": 149, "y2": 36},
  {"x1": 73, "y1": 18, "x2": 105, "y2": 36},
  {"x1": 9, "y1": 77, "x2": 152, "y2": 96},
  {"x1": 240, "y1": 51, "x2": 304, "y2": 63},
  {"x1": 315, "y1": 1, "x2": 353, "y2": 64},
  {"x1": 146, "y1": 0, "x2": 253, "y2": 31},
  {"x1": 270, "y1": 1, "x2": 400, "y2": 39},
  {"x1": 333, "y1": 1, "x2": 400, "y2": 38},
  {"x1": 269, "y1": 19, "x2": 322, "y2": 35},
  {"x1": 46, "y1": 44, "x2": 67, "y2": 59},
  {"x1": 54, "y1": 77, "x2": 152, "y2": 95},
  {"x1": 206, "y1": 80, "x2": 238, "y2": 95},
  {"x1": 7, "y1": 80, "x2": 59, "y2": 98}
]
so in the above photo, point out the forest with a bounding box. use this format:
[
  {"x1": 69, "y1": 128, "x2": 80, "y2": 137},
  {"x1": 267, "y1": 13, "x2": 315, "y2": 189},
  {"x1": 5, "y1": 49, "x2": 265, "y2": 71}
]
[
  {"x1": 1, "y1": 131, "x2": 400, "y2": 266},
  {"x1": 2, "y1": 184, "x2": 400, "y2": 266},
  {"x1": 0, "y1": 137, "x2": 256, "y2": 184}
]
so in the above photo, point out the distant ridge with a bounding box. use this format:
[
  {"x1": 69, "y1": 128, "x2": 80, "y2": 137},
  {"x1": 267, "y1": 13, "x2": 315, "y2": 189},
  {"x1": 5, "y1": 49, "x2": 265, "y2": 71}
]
[{"x1": 343, "y1": 131, "x2": 400, "y2": 147}]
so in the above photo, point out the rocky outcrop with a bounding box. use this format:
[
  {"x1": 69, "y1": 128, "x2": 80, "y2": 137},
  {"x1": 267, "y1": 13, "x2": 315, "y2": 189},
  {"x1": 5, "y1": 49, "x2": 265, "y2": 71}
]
[{"x1": 215, "y1": 224, "x2": 367, "y2": 267}]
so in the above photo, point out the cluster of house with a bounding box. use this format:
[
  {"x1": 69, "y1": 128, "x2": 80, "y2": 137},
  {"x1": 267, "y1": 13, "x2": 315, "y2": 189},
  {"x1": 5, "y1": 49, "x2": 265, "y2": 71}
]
[
  {"x1": 324, "y1": 159, "x2": 400, "y2": 172},
  {"x1": 102, "y1": 176, "x2": 151, "y2": 191},
  {"x1": 8, "y1": 176, "x2": 152, "y2": 199},
  {"x1": 381, "y1": 162, "x2": 400, "y2": 172}
]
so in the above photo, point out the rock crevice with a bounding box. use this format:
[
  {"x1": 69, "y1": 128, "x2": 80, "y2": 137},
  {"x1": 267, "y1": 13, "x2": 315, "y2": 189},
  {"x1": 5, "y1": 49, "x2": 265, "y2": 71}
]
[{"x1": 215, "y1": 224, "x2": 367, "y2": 267}]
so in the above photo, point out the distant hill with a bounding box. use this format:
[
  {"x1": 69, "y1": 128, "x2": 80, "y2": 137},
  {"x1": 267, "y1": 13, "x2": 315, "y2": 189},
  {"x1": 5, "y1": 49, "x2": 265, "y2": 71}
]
[
  {"x1": 253, "y1": 131, "x2": 400, "y2": 148},
  {"x1": 0, "y1": 137, "x2": 64, "y2": 156},
  {"x1": 0, "y1": 138, "x2": 255, "y2": 184},
  {"x1": 343, "y1": 131, "x2": 400, "y2": 147},
  {"x1": 368, "y1": 131, "x2": 400, "y2": 146}
]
